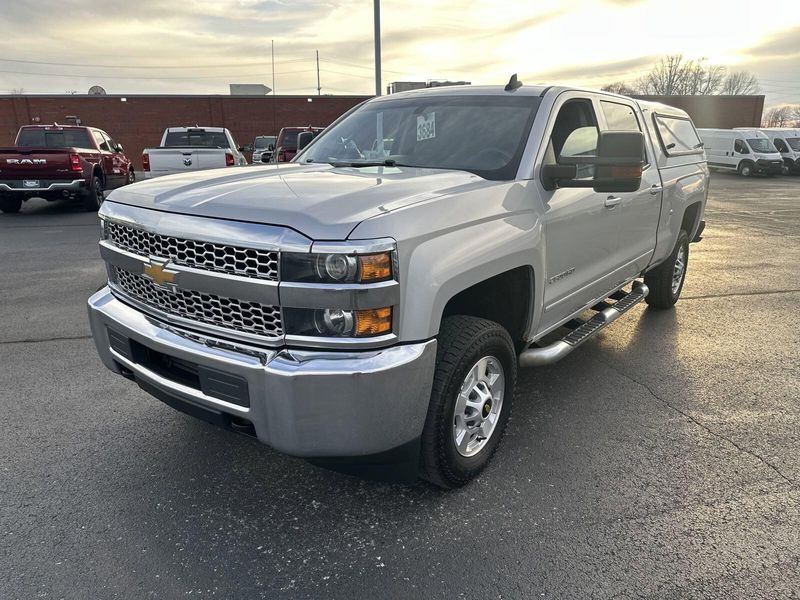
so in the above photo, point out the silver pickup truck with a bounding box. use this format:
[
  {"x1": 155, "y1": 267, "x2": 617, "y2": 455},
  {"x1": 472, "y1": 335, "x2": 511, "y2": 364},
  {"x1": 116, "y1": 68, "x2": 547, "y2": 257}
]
[
  {"x1": 142, "y1": 127, "x2": 248, "y2": 179},
  {"x1": 88, "y1": 83, "x2": 708, "y2": 487}
]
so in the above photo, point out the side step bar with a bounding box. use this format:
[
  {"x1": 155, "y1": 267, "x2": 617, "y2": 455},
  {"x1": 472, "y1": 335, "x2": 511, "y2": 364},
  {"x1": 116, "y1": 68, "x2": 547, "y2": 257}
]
[{"x1": 519, "y1": 282, "x2": 649, "y2": 367}]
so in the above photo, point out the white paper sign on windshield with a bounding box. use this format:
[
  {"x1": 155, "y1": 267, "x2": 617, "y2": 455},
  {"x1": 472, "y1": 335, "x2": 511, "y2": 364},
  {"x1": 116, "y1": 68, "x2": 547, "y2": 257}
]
[{"x1": 417, "y1": 112, "x2": 436, "y2": 141}]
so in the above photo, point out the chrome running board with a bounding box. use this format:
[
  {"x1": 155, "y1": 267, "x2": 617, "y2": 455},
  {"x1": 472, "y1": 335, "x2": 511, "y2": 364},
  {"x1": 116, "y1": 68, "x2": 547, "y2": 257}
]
[{"x1": 519, "y1": 282, "x2": 649, "y2": 367}]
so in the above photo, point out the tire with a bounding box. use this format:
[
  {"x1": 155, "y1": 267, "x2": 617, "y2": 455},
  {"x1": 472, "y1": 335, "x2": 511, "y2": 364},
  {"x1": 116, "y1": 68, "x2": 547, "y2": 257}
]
[
  {"x1": 127, "y1": 169, "x2": 136, "y2": 185},
  {"x1": 737, "y1": 161, "x2": 754, "y2": 177},
  {"x1": 644, "y1": 229, "x2": 689, "y2": 309},
  {"x1": 419, "y1": 315, "x2": 516, "y2": 488},
  {"x1": 781, "y1": 163, "x2": 790, "y2": 176},
  {"x1": 83, "y1": 175, "x2": 104, "y2": 212},
  {"x1": 0, "y1": 196, "x2": 22, "y2": 214}
]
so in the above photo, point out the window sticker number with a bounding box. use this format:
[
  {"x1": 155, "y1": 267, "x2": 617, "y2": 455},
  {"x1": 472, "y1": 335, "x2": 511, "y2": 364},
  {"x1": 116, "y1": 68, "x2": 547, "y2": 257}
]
[{"x1": 417, "y1": 112, "x2": 435, "y2": 142}]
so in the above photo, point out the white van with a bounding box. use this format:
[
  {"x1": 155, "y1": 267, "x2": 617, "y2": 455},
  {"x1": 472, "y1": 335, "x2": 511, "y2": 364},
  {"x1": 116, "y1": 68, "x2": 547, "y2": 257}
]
[
  {"x1": 752, "y1": 128, "x2": 800, "y2": 175},
  {"x1": 697, "y1": 128, "x2": 783, "y2": 176}
]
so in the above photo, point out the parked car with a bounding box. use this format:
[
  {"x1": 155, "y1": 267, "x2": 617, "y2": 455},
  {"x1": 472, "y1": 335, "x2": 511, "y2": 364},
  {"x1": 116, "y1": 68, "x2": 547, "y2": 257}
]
[
  {"x1": 0, "y1": 124, "x2": 134, "y2": 213},
  {"x1": 252, "y1": 135, "x2": 277, "y2": 163},
  {"x1": 753, "y1": 128, "x2": 800, "y2": 175},
  {"x1": 697, "y1": 128, "x2": 783, "y2": 176},
  {"x1": 275, "y1": 126, "x2": 324, "y2": 162},
  {"x1": 88, "y1": 83, "x2": 708, "y2": 488},
  {"x1": 142, "y1": 127, "x2": 247, "y2": 179}
]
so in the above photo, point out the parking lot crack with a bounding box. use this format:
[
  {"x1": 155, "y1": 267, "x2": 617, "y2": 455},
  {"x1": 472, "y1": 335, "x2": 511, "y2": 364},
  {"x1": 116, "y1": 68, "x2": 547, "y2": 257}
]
[
  {"x1": 681, "y1": 289, "x2": 800, "y2": 300},
  {"x1": 597, "y1": 359, "x2": 796, "y2": 488}
]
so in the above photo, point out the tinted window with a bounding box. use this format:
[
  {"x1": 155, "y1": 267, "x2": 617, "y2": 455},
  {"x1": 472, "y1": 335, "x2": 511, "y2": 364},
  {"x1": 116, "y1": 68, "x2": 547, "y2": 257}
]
[
  {"x1": 163, "y1": 130, "x2": 230, "y2": 148},
  {"x1": 734, "y1": 139, "x2": 748, "y2": 154},
  {"x1": 654, "y1": 115, "x2": 703, "y2": 155},
  {"x1": 92, "y1": 130, "x2": 111, "y2": 151},
  {"x1": 299, "y1": 95, "x2": 540, "y2": 181},
  {"x1": 601, "y1": 101, "x2": 640, "y2": 131},
  {"x1": 16, "y1": 128, "x2": 92, "y2": 148},
  {"x1": 544, "y1": 99, "x2": 599, "y2": 180},
  {"x1": 254, "y1": 136, "x2": 276, "y2": 149},
  {"x1": 787, "y1": 138, "x2": 800, "y2": 151},
  {"x1": 773, "y1": 138, "x2": 788, "y2": 152}
]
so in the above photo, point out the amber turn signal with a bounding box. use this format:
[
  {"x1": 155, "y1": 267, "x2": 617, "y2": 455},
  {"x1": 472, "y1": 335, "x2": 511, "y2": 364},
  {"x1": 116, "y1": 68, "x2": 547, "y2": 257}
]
[
  {"x1": 358, "y1": 253, "x2": 392, "y2": 282},
  {"x1": 355, "y1": 307, "x2": 392, "y2": 336}
]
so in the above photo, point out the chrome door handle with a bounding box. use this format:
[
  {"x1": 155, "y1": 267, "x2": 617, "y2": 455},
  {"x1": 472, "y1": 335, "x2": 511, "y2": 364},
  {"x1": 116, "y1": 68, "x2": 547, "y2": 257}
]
[
  {"x1": 649, "y1": 184, "x2": 663, "y2": 195},
  {"x1": 604, "y1": 195, "x2": 622, "y2": 209}
]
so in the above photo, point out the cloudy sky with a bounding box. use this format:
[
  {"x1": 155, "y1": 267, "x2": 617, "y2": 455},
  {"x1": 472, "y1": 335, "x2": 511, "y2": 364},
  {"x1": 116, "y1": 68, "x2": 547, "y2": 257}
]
[{"x1": 1, "y1": 0, "x2": 798, "y2": 107}]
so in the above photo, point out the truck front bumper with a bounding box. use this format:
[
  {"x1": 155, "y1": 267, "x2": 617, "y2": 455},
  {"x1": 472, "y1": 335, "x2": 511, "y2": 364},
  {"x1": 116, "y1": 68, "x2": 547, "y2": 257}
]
[{"x1": 88, "y1": 287, "x2": 436, "y2": 458}]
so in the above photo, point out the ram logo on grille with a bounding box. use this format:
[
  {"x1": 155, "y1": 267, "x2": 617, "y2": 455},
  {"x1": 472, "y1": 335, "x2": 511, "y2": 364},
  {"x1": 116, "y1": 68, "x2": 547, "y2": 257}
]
[{"x1": 142, "y1": 259, "x2": 179, "y2": 291}]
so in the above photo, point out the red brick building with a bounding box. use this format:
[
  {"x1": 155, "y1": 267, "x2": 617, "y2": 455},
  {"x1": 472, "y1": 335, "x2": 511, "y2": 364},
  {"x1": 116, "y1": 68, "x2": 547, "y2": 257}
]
[{"x1": 0, "y1": 94, "x2": 369, "y2": 169}]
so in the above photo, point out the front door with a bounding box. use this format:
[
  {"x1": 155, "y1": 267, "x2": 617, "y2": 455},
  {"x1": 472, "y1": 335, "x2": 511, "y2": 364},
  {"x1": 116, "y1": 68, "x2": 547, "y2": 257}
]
[{"x1": 536, "y1": 93, "x2": 625, "y2": 333}]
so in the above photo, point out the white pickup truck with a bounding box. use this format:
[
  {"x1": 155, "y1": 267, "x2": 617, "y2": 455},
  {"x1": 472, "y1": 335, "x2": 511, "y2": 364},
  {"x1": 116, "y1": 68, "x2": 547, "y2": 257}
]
[
  {"x1": 142, "y1": 127, "x2": 247, "y2": 179},
  {"x1": 89, "y1": 82, "x2": 708, "y2": 487}
]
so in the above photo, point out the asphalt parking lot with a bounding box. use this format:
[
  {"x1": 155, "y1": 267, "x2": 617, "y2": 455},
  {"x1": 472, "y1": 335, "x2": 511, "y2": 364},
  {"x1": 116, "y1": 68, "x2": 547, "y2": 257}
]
[{"x1": 1, "y1": 173, "x2": 799, "y2": 599}]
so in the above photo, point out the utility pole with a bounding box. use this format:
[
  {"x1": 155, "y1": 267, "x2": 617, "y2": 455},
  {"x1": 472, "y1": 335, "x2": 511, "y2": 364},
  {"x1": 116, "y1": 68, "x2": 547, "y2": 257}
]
[
  {"x1": 373, "y1": 0, "x2": 381, "y2": 96},
  {"x1": 271, "y1": 40, "x2": 277, "y2": 134},
  {"x1": 316, "y1": 50, "x2": 321, "y2": 95}
]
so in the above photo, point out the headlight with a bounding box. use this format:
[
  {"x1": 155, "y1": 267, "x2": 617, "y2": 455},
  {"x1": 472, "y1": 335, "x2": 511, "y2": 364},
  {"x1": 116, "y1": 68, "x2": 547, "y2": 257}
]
[
  {"x1": 284, "y1": 307, "x2": 392, "y2": 337},
  {"x1": 281, "y1": 252, "x2": 392, "y2": 283}
]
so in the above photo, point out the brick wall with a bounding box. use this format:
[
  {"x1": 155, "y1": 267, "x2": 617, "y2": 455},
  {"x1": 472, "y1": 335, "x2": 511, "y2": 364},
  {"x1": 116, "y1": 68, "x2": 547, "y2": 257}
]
[
  {"x1": 632, "y1": 95, "x2": 764, "y2": 128},
  {"x1": 0, "y1": 94, "x2": 370, "y2": 170}
]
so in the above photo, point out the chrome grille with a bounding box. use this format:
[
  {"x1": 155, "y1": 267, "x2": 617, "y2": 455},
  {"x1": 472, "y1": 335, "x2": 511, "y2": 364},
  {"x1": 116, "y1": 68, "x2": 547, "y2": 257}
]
[
  {"x1": 113, "y1": 267, "x2": 283, "y2": 338},
  {"x1": 106, "y1": 221, "x2": 279, "y2": 280}
]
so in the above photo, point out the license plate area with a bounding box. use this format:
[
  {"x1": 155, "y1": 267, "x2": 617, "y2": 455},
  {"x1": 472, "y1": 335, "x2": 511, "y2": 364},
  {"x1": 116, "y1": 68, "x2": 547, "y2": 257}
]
[
  {"x1": 23, "y1": 180, "x2": 40, "y2": 188},
  {"x1": 107, "y1": 327, "x2": 250, "y2": 407}
]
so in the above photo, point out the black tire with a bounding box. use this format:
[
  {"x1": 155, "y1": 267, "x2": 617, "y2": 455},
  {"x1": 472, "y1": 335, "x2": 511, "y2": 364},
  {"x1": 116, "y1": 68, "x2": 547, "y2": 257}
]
[
  {"x1": 0, "y1": 196, "x2": 22, "y2": 214},
  {"x1": 644, "y1": 229, "x2": 689, "y2": 309},
  {"x1": 127, "y1": 169, "x2": 136, "y2": 185},
  {"x1": 737, "y1": 161, "x2": 754, "y2": 177},
  {"x1": 83, "y1": 175, "x2": 104, "y2": 212},
  {"x1": 419, "y1": 315, "x2": 516, "y2": 488}
]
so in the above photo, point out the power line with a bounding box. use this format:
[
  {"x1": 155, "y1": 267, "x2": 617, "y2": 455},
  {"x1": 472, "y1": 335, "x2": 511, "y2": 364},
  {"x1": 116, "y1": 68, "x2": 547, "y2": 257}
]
[
  {"x1": 0, "y1": 57, "x2": 309, "y2": 69},
  {"x1": 0, "y1": 68, "x2": 315, "y2": 80}
]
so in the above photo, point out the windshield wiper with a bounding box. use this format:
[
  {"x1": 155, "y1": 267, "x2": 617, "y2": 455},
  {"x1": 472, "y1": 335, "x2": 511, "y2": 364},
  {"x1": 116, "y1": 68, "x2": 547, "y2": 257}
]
[{"x1": 330, "y1": 159, "x2": 400, "y2": 168}]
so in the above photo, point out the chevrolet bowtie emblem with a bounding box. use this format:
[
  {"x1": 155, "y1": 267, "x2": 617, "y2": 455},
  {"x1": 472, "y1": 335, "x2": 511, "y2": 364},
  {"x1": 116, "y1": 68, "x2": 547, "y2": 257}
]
[{"x1": 143, "y1": 259, "x2": 179, "y2": 289}]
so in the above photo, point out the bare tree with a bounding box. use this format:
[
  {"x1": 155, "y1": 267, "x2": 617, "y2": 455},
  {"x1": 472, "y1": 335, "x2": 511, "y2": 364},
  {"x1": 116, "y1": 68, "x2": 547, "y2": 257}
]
[
  {"x1": 601, "y1": 81, "x2": 640, "y2": 95},
  {"x1": 763, "y1": 105, "x2": 796, "y2": 127},
  {"x1": 722, "y1": 71, "x2": 760, "y2": 95}
]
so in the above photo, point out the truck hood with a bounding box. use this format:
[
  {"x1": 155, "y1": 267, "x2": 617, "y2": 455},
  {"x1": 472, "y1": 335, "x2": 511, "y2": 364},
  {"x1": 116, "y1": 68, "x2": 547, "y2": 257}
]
[{"x1": 107, "y1": 163, "x2": 489, "y2": 240}]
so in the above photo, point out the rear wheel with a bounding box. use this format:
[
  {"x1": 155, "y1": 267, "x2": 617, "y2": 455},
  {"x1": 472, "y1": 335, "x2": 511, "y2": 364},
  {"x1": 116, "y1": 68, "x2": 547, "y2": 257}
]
[
  {"x1": 0, "y1": 196, "x2": 22, "y2": 214},
  {"x1": 737, "y1": 161, "x2": 754, "y2": 177},
  {"x1": 420, "y1": 316, "x2": 516, "y2": 488},
  {"x1": 644, "y1": 230, "x2": 689, "y2": 309},
  {"x1": 83, "y1": 175, "x2": 104, "y2": 211}
]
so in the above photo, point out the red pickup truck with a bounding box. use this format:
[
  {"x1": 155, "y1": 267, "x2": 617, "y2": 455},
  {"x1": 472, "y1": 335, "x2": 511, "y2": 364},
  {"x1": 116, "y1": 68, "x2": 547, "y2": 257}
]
[{"x1": 0, "y1": 124, "x2": 135, "y2": 213}]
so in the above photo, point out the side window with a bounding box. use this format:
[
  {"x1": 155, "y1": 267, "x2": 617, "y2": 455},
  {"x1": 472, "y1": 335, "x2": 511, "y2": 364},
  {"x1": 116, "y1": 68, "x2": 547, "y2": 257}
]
[
  {"x1": 734, "y1": 139, "x2": 749, "y2": 154},
  {"x1": 774, "y1": 138, "x2": 788, "y2": 153},
  {"x1": 600, "y1": 101, "x2": 640, "y2": 131},
  {"x1": 654, "y1": 115, "x2": 703, "y2": 155},
  {"x1": 544, "y1": 99, "x2": 599, "y2": 180},
  {"x1": 92, "y1": 130, "x2": 110, "y2": 151}
]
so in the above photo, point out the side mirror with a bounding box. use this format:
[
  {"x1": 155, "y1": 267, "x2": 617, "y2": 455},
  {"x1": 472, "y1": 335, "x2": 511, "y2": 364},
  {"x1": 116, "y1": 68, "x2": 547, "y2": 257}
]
[
  {"x1": 297, "y1": 131, "x2": 314, "y2": 151},
  {"x1": 592, "y1": 131, "x2": 645, "y2": 193},
  {"x1": 268, "y1": 143, "x2": 275, "y2": 151},
  {"x1": 115, "y1": 144, "x2": 124, "y2": 153}
]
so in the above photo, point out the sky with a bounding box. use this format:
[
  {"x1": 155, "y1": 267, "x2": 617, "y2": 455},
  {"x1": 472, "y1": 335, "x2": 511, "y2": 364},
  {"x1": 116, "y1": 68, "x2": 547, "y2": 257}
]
[{"x1": 0, "y1": 0, "x2": 798, "y2": 108}]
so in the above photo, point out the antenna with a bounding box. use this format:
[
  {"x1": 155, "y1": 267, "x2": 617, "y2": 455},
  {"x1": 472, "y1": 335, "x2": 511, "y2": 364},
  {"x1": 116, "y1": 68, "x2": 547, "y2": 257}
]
[{"x1": 504, "y1": 74, "x2": 522, "y2": 92}]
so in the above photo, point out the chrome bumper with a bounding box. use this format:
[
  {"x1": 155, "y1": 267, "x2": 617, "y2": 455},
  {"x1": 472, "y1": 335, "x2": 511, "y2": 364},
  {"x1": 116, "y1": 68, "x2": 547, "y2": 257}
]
[{"x1": 88, "y1": 287, "x2": 436, "y2": 457}]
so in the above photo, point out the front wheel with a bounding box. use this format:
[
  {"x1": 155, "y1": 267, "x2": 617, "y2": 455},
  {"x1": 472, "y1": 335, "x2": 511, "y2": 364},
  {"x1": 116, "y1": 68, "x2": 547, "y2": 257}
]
[
  {"x1": 644, "y1": 229, "x2": 689, "y2": 309},
  {"x1": 127, "y1": 169, "x2": 136, "y2": 185},
  {"x1": 419, "y1": 316, "x2": 516, "y2": 488},
  {"x1": 737, "y1": 161, "x2": 754, "y2": 177}
]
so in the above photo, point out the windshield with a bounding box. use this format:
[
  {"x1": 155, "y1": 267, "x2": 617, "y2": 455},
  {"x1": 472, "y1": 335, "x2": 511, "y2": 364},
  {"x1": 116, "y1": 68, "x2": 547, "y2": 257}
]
[
  {"x1": 163, "y1": 130, "x2": 230, "y2": 148},
  {"x1": 254, "y1": 136, "x2": 275, "y2": 149},
  {"x1": 298, "y1": 95, "x2": 541, "y2": 180},
  {"x1": 17, "y1": 128, "x2": 92, "y2": 148},
  {"x1": 747, "y1": 138, "x2": 776, "y2": 153},
  {"x1": 787, "y1": 138, "x2": 800, "y2": 151}
]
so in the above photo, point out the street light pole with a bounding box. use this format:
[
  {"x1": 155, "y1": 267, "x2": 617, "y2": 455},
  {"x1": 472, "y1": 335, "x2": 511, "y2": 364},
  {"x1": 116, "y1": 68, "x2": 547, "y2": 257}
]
[{"x1": 373, "y1": 0, "x2": 381, "y2": 96}]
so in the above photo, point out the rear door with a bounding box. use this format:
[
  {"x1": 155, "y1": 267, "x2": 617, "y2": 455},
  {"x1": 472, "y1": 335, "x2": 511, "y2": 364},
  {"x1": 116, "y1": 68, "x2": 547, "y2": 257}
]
[
  {"x1": 91, "y1": 129, "x2": 117, "y2": 186},
  {"x1": 598, "y1": 99, "x2": 663, "y2": 276}
]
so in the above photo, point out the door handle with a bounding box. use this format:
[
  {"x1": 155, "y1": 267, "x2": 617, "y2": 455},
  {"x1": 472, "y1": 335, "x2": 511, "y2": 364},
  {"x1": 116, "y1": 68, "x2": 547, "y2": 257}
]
[
  {"x1": 649, "y1": 184, "x2": 663, "y2": 195},
  {"x1": 604, "y1": 195, "x2": 622, "y2": 209}
]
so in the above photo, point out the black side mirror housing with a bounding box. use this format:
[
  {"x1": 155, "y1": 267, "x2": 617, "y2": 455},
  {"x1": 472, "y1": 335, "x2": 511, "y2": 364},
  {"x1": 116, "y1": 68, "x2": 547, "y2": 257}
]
[
  {"x1": 115, "y1": 145, "x2": 124, "y2": 153},
  {"x1": 297, "y1": 131, "x2": 314, "y2": 152},
  {"x1": 542, "y1": 131, "x2": 646, "y2": 193}
]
